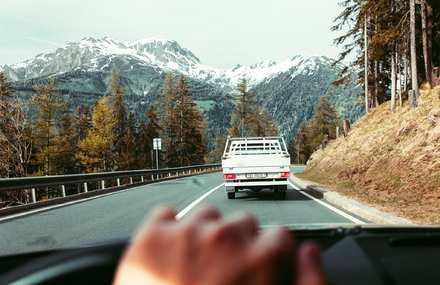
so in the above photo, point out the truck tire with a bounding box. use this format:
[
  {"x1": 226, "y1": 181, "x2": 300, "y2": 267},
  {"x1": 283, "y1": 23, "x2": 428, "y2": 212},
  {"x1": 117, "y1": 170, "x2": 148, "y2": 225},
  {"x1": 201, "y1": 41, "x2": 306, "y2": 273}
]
[{"x1": 227, "y1": 192, "x2": 235, "y2": 199}]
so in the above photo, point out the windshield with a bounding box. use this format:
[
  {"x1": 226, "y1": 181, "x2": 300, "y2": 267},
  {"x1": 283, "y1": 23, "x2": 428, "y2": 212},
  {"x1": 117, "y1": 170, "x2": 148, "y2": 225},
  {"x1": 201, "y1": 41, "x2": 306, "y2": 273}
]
[{"x1": 0, "y1": 0, "x2": 439, "y2": 257}]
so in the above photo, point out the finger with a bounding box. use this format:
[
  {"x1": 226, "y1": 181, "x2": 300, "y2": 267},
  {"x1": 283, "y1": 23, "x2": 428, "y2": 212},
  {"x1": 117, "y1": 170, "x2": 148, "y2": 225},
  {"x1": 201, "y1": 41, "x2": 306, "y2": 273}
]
[
  {"x1": 250, "y1": 227, "x2": 295, "y2": 266},
  {"x1": 148, "y1": 206, "x2": 177, "y2": 224},
  {"x1": 249, "y1": 228, "x2": 295, "y2": 283},
  {"x1": 184, "y1": 205, "x2": 221, "y2": 223},
  {"x1": 254, "y1": 227, "x2": 294, "y2": 253},
  {"x1": 223, "y1": 213, "x2": 258, "y2": 237},
  {"x1": 136, "y1": 206, "x2": 177, "y2": 236},
  {"x1": 295, "y1": 243, "x2": 327, "y2": 285},
  {"x1": 204, "y1": 213, "x2": 259, "y2": 244}
]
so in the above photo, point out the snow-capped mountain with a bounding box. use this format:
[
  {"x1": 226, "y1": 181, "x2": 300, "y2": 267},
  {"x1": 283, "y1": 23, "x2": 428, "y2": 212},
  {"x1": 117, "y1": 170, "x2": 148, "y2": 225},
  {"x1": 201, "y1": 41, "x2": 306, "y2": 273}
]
[
  {"x1": 1, "y1": 37, "x2": 202, "y2": 81},
  {"x1": 2, "y1": 37, "x2": 338, "y2": 88},
  {"x1": 0, "y1": 37, "x2": 363, "y2": 139}
]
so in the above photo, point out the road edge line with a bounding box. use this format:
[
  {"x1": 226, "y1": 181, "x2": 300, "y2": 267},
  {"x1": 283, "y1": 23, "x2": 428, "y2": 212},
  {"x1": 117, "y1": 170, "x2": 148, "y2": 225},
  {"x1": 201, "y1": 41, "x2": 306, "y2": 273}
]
[
  {"x1": 176, "y1": 184, "x2": 224, "y2": 220},
  {"x1": 288, "y1": 180, "x2": 366, "y2": 224},
  {"x1": 289, "y1": 175, "x2": 413, "y2": 225}
]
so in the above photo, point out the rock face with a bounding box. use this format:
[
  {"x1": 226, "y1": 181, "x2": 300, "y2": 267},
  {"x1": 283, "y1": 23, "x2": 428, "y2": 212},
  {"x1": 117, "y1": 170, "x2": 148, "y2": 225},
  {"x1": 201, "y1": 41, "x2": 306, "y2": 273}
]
[{"x1": 1, "y1": 37, "x2": 363, "y2": 139}]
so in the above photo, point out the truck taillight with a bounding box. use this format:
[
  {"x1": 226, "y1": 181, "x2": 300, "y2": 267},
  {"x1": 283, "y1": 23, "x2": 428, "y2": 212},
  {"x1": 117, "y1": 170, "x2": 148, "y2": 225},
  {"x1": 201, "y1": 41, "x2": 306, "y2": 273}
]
[
  {"x1": 223, "y1": 174, "x2": 236, "y2": 180},
  {"x1": 280, "y1": 172, "x2": 290, "y2": 178}
]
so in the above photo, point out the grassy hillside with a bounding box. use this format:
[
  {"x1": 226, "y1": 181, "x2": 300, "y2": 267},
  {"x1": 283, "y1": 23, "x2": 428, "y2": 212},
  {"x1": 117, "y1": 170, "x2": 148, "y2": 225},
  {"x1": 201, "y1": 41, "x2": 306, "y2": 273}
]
[{"x1": 296, "y1": 86, "x2": 440, "y2": 224}]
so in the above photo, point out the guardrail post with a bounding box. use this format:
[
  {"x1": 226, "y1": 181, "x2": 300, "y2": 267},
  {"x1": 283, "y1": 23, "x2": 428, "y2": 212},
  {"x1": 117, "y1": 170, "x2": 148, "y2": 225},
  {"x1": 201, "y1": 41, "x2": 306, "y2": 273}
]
[
  {"x1": 61, "y1": 185, "x2": 66, "y2": 197},
  {"x1": 130, "y1": 177, "x2": 133, "y2": 184},
  {"x1": 141, "y1": 176, "x2": 144, "y2": 182},
  {"x1": 151, "y1": 175, "x2": 154, "y2": 181},
  {"x1": 30, "y1": 188, "x2": 36, "y2": 203},
  {"x1": 101, "y1": 180, "x2": 105, "y2": 189},
  {"x1": 83, "y1": 182, "x2": 88, "y2": 193},
  {"x1": 117, "y1": 178, "x2": 120, "y2": 186}
]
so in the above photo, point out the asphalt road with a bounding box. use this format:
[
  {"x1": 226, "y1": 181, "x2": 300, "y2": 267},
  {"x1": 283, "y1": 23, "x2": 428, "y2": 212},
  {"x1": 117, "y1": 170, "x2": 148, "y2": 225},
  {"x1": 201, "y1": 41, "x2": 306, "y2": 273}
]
[{"x1": 0, "y1": 167, "x2": 367, "y2": 256}]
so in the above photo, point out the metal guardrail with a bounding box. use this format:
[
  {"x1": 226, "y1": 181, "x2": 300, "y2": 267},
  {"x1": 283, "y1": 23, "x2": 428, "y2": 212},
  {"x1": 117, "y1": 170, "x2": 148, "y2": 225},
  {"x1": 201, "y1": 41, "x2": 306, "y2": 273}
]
[{"x1": 0, "y1": 164, "x2": 221, "y2": 204}]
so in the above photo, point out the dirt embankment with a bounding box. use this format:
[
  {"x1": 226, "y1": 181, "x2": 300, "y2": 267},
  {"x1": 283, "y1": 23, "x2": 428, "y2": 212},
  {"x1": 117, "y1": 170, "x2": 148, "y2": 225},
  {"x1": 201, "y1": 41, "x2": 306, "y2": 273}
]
[{"x1": 297, "y1": 87, "x2": 440, "y2": 224}]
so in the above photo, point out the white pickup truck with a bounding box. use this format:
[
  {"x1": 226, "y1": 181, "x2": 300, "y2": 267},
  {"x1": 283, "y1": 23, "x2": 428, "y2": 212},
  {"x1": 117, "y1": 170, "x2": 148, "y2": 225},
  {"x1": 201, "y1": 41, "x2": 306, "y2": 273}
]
[{"x1": 221, "y1": 136, "x2": 291, "y2": 200}]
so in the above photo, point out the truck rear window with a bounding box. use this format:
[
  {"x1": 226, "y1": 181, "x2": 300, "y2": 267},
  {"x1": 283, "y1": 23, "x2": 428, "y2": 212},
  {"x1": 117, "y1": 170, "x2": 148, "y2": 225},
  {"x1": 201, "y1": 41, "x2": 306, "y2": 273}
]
[{"x1": 230, "y1": 142, "x2": 283, "y2": 155}]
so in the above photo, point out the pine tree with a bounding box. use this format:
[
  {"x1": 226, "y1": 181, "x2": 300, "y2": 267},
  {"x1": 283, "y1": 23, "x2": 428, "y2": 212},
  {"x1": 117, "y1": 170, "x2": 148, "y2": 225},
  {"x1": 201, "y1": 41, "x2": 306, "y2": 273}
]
[
  {"x1": 230, "y1": 77, "x2": 260, "y2": 137},
  {"x1": 0, "y1": 72, "x2": 29, "y2": 178},
  {"x1": 228, "y1": 113, "x2": 242, "y2": 137},
  {"x1": 175, "y1": 75, "x2": 207, "y2": 166},
  {"x1": 248, "y1": 108, "x2": 279, "y2": 137},
  {"x1": 158, "y1": 73, "x2": 180, "y2": 167},
  {"x1": 30, "y1": 79, "x2": 68, "y2": 175},
  {"x1": 105, "y1": 67, "x2": 130, "y2": 170},
  {"x1": 76, "y1": 97, "x2": 117, "y2": 172},
  {"x1": 295, "y1": 123, "x2": 311, "y2": 164},
  {"x1": 227, "y1": 77, "x2": 278, "y2": 138},
  {"x1": 51, "y1": 113, "x2": 78, "y2": 174},
  {"x1": 138, "y1": 105, "x2": 161, "y2": 169},
  {"x1": 117, "y1": 112, "x2": 138, "y2": 170},
  {"x1": 332, "y1": 0, "x2": 440, "y2": 112},
  {"x1": 207, "y1": 129, "x2": 225, "y2": 164},
  {"x1": 0, "y1": 72, "x2": 31, "y2": 204},
  {"x1": 305, "y1": 96, "x2": 339, "y2": 155}
]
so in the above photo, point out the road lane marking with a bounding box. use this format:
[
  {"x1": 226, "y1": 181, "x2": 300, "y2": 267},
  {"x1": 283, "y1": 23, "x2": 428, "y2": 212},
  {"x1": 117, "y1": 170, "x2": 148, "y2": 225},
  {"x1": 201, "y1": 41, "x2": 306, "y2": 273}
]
[
  {"x1": 0, "y1": 192, "x2": 120, "y2": 222},
  {"x1": 176, "y1": 184, "x2": 224, "y2": 220},
  {"x1": 0, "y1": 177, "x2": 204, "y2": 222},
  {"x1": 288, "y1": 181, "x2": 366, "y2": 225}
]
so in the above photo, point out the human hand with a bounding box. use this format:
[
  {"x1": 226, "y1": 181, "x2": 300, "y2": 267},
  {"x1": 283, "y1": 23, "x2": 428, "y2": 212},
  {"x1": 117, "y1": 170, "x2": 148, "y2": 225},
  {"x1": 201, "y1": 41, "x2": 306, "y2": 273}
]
[{"x1": 113, "y1": 206, "x2": 326, "y2": 285}]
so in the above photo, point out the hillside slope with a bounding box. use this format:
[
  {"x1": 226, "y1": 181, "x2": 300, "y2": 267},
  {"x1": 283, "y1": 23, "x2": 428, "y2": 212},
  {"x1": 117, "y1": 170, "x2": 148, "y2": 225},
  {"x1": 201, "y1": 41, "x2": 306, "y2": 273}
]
[{"x1": 297, "y1": 87, "x2": 440, "y2": 224}]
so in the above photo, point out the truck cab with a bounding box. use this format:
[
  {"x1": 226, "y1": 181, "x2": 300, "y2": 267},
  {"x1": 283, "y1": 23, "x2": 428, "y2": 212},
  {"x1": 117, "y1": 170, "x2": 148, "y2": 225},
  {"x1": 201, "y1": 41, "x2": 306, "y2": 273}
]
[{"x1": 221, "y1": 136, "x2": 291, "y2": 200}]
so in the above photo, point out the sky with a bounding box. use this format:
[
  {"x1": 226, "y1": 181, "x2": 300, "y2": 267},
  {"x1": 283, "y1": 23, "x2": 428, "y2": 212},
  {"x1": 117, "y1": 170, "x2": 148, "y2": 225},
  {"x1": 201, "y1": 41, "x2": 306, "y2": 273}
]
[{"x1": 1, "y1": 0, "x2": 346, "y2": 69}]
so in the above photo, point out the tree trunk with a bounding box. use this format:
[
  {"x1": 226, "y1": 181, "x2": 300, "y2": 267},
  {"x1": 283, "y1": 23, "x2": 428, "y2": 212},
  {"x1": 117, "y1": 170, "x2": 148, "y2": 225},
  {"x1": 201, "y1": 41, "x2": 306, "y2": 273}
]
[
  {"x1": 391, "y1": 45, "x2": 397, "y2": 111},
  {"x1": 343, "y1": 119, "x2": 351, "y2": 137},
  {"x1": 398, "y1": 52, "x2": 403, "y2": 110},
  {"x1": 421, "y1": 0, "x2": 434, "y2": 87},
  {"x1": 374, "y1": 60, "x2": 379, "y2": 108},
  {"x1": 364, "y1": 15, "x2": 370, "y2": 113},
  {"x1": 410, "y1": 0, "x2": 419, "y2": 99}
]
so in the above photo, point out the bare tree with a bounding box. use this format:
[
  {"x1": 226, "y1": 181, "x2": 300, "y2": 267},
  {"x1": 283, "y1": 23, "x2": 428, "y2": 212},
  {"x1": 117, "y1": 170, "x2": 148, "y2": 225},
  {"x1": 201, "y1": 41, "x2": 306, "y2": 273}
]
[{"x1": 410, "y1": 0, "x2": 419, "y2": 96}]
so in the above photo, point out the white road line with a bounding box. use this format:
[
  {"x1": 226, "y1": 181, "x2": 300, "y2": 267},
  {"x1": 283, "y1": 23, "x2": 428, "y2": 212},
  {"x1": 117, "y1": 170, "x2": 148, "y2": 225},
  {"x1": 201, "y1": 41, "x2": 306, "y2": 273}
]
[
  {"x1": 176, "y1": 184, "x2": 224, "y2": 220},
  {"x1": 288, "y1": 181, "x2": 366, "y2": 225},
  {"x1": 0, "y1": 178, "x2": 182, "y2": 222},
  {"x1": 0, "y1": 192, "x2": 119, "y2": 222}
]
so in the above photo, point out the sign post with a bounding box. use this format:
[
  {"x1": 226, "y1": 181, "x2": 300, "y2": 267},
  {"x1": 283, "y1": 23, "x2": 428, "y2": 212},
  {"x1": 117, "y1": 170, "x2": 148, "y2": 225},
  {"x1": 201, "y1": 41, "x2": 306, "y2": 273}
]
[{"x1": 153, "y1": 138, "x2": 161, "y2": 170}]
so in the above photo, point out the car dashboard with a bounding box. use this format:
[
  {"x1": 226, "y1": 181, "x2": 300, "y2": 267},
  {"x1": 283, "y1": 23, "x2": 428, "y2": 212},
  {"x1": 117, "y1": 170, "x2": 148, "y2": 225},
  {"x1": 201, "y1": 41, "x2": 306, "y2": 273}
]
[{"x1": 1, "y1": 226, "x2": 440, "y2": 285}]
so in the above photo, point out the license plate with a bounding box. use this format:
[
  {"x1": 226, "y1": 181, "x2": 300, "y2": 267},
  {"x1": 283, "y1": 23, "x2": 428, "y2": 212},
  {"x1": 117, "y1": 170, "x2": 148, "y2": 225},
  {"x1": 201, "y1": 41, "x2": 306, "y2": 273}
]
[{"x1": 246, "y1": 173, "x2": 267, "y2": 178}]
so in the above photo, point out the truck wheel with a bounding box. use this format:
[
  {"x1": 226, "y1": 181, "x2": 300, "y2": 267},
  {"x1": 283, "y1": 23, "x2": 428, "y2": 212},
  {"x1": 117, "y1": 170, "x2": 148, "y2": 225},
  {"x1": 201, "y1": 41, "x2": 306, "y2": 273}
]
[{"x1": 227, "y1": 192, "x2": 235, "y2": 199}]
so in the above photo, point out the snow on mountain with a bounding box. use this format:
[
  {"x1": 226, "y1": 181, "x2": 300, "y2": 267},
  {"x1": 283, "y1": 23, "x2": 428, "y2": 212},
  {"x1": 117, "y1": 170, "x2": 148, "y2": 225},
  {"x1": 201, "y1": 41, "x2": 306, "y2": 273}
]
[
  {"x1": 0, "y1": 37, "x2": 202, "y2": 82},
  {"x1": 0, "y1": 37, "x2": 363, "y2": 140},
  {"x1": 0, "y1": 37, "x2": 336, "y2": 90}
]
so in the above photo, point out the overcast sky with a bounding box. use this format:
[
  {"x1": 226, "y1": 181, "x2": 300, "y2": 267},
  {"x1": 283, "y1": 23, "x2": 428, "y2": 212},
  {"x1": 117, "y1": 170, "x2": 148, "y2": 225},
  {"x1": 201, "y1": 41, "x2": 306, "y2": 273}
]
[{"x1": 1, "y1": 0, "x2": 345, "y2": 69}]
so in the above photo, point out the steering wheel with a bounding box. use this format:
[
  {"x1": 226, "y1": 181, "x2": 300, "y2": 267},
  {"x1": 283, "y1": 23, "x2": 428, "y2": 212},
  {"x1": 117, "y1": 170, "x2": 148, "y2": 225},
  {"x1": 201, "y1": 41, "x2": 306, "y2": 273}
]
[{"x1": 0, "y1": 242, "x2": 126, "y2": 285}]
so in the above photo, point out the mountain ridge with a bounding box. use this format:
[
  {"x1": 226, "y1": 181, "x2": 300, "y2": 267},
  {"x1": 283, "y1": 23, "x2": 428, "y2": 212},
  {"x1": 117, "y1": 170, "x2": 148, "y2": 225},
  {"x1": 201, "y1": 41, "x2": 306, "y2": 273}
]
[{"x1": 0, "y1": 36, "x2": 364, "y2": 140}]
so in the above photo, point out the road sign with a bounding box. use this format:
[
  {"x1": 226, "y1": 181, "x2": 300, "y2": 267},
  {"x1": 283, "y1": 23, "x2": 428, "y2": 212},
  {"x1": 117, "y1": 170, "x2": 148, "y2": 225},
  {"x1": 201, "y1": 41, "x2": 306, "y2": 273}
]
[{"x1": 153, "y1": 138, "x2": 162, "y2": 150}]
